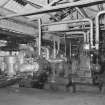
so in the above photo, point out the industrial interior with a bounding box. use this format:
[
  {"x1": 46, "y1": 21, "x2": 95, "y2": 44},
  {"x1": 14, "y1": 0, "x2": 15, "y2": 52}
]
[{"x1": 0, "y1": 0, "x2": 105, "y2": 105}]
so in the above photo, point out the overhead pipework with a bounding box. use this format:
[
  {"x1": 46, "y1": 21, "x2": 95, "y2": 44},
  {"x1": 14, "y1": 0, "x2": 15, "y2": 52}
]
[
  {"x1": 41, "y1": 18, "x2": 93, "y2": 48},
  {"x1": 63, "y1": 31, "x2": 86, "y2": 42}
]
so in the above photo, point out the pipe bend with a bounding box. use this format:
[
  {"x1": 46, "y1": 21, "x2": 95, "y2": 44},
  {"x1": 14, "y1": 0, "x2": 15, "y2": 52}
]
[
  {"x1": 96, "y1": 10, "x2": 105, "y2": 18},
  {"x1": 96, "y1": 10, "x2": 105, "y2": 50},
  {"x1": 42, "y1": 18, "x2": 93, "y2": 47}
]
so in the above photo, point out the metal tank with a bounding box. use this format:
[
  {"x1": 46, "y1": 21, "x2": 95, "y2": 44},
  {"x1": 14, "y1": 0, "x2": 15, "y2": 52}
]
[{"x1": 4, "y1": 56, "x2": 17, "y2": 76}]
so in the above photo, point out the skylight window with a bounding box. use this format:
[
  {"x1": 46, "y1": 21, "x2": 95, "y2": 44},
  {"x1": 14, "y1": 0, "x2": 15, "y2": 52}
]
[{"x1": 13, "y1": 0, "x2": 27, "y2": 6}]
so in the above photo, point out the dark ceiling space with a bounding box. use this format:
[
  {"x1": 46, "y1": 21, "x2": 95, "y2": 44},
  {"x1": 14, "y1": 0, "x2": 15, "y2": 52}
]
[
  {"x1": 0, "y1": 28, "x2": 35, "y2": 44},
  {"x1": 0, "y1": 28, "x2": 36, "y2": 51}
]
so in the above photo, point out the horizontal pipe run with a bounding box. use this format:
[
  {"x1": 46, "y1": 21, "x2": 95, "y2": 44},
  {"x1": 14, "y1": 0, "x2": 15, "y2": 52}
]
[
  {"x1": 66, "y1": 31, "x2": 86, "y2": 42},
  {"x1": 42, "y1": 18, "x2": 93, "y2": 47},
  {"x1": 42, "y1": 27, "x2": 90, "y2": 33},
  {"x1": 61, "y1": 36, "x2": 83, "y2": 39},
  {"x1": 61, "y1": 36, "x2": 84, "y2": 38},
  {"x1": 41, "y1": 19, "x2": 90, "y2": 26},
  {"x1": 61, "y1": 31, "x2": 86, "y2": 41}
]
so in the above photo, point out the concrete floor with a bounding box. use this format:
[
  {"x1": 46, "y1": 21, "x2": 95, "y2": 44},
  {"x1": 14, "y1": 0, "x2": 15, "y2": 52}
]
[{"x1": 0, "y1": 86, "x2": 105, "y2": 105}]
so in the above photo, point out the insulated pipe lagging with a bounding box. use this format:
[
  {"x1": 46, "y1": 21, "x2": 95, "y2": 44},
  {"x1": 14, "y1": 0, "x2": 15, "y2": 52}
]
[{"x1": 96, "y1": 10, "x2": 105, "y2": 50}]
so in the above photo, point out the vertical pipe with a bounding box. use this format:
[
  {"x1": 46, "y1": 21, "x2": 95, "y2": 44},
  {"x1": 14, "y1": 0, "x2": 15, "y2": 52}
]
[
  {"x1": 70, "y1": 40, "x2": 71, "y2": 59},
  {"x1": 64, "y1": 34, "x2": 66, "y2": 56},
  {"x1": 38, "y1": 18, "x2": 42, "y2": 56},
  {"x1": 57, "y1": 40, "x2": 60, "y2": 54},
  {"x1": 84, "y1": 32, "x2": 86, "y2": 43},
  {"x1": 96, "y1": 10, "x2": 105, "y2": 50},
  {"x1": 89, "y1": 19, "x2": 94, "y2": 48},
  {"x1": 53, "y1": 40, "x2": 56, "y2": 58},
  {"x1": 42, "y1": 18, "x2": 93, "y2": 48},
  {"x1": 87, "y1": 31, "x2": 90, "y2": 43}
]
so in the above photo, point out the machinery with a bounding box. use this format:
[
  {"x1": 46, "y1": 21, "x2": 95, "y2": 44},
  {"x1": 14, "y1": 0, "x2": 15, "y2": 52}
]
[
  {"x1": 0, "y1": 41, "x2": 51, "y2": 88},
  {"x1": 0, "y1": 0, "x2": 105, "y2": 93},
  {"x1": 18, "y1": 56, "x2": 51, "y2": 89}
]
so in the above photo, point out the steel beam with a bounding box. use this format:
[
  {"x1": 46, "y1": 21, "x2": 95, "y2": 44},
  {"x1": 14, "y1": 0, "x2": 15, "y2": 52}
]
[
  {"x1": 0, "y1": 0, "x2": 11, "y2": 7},
  {"x1": 0, "y1": 0, "x2": 104, "y2": 19},
  {"x1": 24, "y1": 0, "x2": 43, "y2": 9},
  {"x1": 76, "y1": 7, "x2": 89, "y2": 18},
  {"x1": 75, "y1": 7, "x2": 86, "y2": 18},
  {"x1": 0, "y1": 7, "x2": 37, "y2": 28},
  {"x1": 47, "y1": 0, "x2": 63, "y2": 6},
  {"x1": 86, "y1": 7, "x2": 98, "y2": 13},
  {"x1": 0, "y1": 7, "x2": 38, "y2": 36}
]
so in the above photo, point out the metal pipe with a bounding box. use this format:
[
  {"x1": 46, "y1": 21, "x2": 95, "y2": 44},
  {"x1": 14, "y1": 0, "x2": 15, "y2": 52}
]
[
  {"x1": 0, "y1": 0, "x2": 104, "y2": 19},
  {"x1": 95, "y1": 10, "x2": 105, "y2": 49},
  {"x1": 61, "y1": 36, "x2": 83, "y2": 38},
  {"x1": 64, "y1": 34, "x2": 67, "y2": 56},
  {"x1": 56, "y1": 40, "x2": 60, "y2": 55},
  {"x1": 42, "y1": 18, "x2": 93, "y2": 47},
  {"x1": 61, "y1": 32, "x2": 85, "y2": 39},
  {"x1": 53, "y1": 40, "x2": 56, "y2": 58},
  {"x1": 86, "y1": 31, "x2": 90, "y2": 43},
  {"x1": 38, "y1": 19, "x2": 42, "y2": 56},
  {"x1": 66, "y1": 31, "x2": 86, "y2": 42},
  {"x1": 42, "y1": 18, "x2": 91, "y2": 26},
  {"x1": 70, "y1": 40, "x2": 71, "y2": 58}
]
